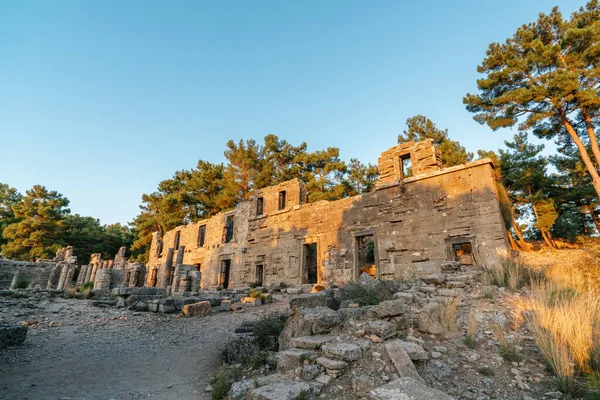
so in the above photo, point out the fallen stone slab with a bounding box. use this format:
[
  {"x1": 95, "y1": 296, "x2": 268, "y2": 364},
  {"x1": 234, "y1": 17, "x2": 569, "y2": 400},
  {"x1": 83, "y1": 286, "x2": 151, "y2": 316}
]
[
  {"x1": 250, "y1": 381, "x2": 311, "y2": 400},
  {"x1": 182, "y1": 301, "x2": 211, "y2": 317},
  {"x1": 321, "y1": 342, "x2": 362, "y2": 362},
  {"x1": 368, "y1": 377, "x2": 455, "y2": 400},
  {"x1": 384, "y1": 340, "x2": 424, "y2": 383},
  {"x1": 0, "y1": 324, "x2": 27, "y2": 348},
  {"x1": 290, "y1": 335, "x2": 336, "y2": 350}
]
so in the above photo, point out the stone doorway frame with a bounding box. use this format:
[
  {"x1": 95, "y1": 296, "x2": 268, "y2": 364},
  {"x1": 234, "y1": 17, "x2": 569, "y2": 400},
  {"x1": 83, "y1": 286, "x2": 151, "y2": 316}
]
[
  {"x1": 352, "y1": 229, "x2": 379, "y2": 280},
  {"x1": 300, "y1": 237, "x2": 320, "y2": 284}
]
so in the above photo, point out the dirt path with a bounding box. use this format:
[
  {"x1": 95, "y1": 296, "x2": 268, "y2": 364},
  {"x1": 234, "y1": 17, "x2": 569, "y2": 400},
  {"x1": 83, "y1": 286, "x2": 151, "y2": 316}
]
[{"x1": 0, "y1": 294, "x2": 289, "y2": 400}]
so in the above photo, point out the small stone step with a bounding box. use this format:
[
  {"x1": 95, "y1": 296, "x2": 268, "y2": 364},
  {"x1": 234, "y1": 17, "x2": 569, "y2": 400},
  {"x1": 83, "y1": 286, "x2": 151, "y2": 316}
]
[
  {"x1": 290, "y1": 335, "x2": 336, "y2": 350},
  {"x1": 316, "y1": 357, "x2": 348, "y2": 370},
  {"x1": 321, "y1": 342, "x2": 362, "y2": 362},
  {"x1": 277, "y1": 349, "x2": 317, "y2": 375},
  {"x1": 250, "y1": 381, "x2": 311, "y2": 400}
]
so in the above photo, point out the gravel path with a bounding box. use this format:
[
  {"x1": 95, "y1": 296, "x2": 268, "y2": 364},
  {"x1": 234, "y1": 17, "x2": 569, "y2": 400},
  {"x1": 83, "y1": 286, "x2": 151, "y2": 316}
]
[{"x1": 0, "y1": 294, "x2": 289, "y2": 400}]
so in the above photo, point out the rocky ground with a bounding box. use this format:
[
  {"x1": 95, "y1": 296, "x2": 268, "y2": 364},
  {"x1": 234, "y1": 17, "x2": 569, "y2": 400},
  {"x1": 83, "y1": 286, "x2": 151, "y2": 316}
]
[{"x1": 0, "y1": 292, "x2": 288, "y2": 400}]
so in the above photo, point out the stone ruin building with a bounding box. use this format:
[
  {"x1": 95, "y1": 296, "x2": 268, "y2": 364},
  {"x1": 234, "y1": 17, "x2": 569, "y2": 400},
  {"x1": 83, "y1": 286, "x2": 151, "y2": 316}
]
[
  {"x1": 146, "y1": 139, "x2": 509, "y2": 291},
  {"x1": 0, "y1": 140, "x2": 509, "y2": 295}
]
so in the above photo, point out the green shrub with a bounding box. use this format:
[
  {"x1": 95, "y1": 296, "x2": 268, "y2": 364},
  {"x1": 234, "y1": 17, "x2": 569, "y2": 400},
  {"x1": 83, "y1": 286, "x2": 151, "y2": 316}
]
[
  {"x1": 295, "y1": 390, "x2": 309, "y2": 400},
  {"x1": 80, "y1": 281, "x2": 94, "y2": 291},
  {"x1": 210, "y1": 366, "x2": 242, "y2": 400},
  {"x1": 253, "y1": 315, "x2": 285, "y2": 351},
  {"x1": 249, "y1": 281, "x2": 262, "y2": 289},
  {"x1": 342, "y1": 282, "x2": 380, "y2": 306},
  {"x1": 14, "y1": 277, "x2": 29, "y2": 289}
]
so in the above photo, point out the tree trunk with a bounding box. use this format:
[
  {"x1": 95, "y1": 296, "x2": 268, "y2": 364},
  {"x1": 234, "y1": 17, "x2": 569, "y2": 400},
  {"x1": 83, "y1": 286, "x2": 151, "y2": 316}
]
[
  {"x1": 582, "y1": 110, "x2": 600, "y2": 171},
  {"x1": 531, "y1": 200, "x2": 555, "y2": 251},
  {"x1": 511, "y1": 219, "x2": 530, "y2": 251},
  {"x1": 507, "y1": 230, "x2": 520, "y2": 251},
  {"x1": 562, "y1": 117, "x2": 600, "y2": 199}
]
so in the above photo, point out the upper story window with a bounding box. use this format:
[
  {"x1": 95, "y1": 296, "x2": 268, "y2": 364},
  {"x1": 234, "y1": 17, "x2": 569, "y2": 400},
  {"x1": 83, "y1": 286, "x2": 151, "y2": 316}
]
[
  {"x1": 224, "y1": 215, "x2": 234, "y2": 243},
  {"x1": 278, "y1": 190, "x2": 287, "y2": 210},
  {"x1": 156, "y1": 240, "x2": 163, "y2": 257},
  {"x1": 401, "y1": 154, "x2": 413, "y2": 178},
  {"x1": 174, "y1": 231, "x2": 181, "y2": 249},
  {"x1": 197, "y1": 224, "x2": 206, "y2": 247},
  {"x1": 256, "y1": 197, "x2": 264, "y2": 216}
]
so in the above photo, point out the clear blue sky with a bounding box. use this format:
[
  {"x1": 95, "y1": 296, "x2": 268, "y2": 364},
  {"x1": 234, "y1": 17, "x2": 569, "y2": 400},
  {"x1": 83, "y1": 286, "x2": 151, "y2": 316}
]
[{"x1": 0, "y1": 0, "x2": 582, "y2": 225}]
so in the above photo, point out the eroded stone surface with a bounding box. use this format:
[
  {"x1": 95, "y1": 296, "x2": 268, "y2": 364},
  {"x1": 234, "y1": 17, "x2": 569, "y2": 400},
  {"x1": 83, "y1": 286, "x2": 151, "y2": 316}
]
[{"x1": 368, "y1": 377, "x2": 455, "y2": 400}]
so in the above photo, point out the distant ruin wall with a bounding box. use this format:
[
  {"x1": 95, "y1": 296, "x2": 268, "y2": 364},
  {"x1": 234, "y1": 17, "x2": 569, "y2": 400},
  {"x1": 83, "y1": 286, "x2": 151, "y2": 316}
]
[{"x1": 0, "y1": 259, "x2": 55, "y2": 289}]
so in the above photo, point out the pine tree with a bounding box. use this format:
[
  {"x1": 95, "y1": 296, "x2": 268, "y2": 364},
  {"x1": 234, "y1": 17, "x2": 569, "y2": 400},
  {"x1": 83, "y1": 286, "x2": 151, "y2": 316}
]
[
  {"x1": 0, "y1": 183, "x2": 22, "y2": 249},
  {"x1": 464, "y1": 1, "x2": 600, "y2": 199},
  {"x1": 1, "y1": 185, "x2": 70, "y2": 260},
  {"x1": 399, "y1": 115, "x2": 473, "y2": 167}
]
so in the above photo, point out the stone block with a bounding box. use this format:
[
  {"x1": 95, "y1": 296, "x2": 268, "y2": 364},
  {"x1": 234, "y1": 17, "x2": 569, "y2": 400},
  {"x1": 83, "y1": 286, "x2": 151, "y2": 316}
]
[
  {"x1": 364, "y1": 320, "x2": 397, "y2": 339},
  {"x1": 182, "y1": 301, "x2": 212, "y2": 317},
  {"x1": 371, "y1": 299, "x2": 405, "y2": 318},
  {"x1": 220, "y1": 300, "x2": 232, "y2": 311},
  {"x1": 368, "y1": 377, "x2": 454, "y2": 400},
  {"x1": 290, "y1": 335, "x2": 336, "y2": 350},
  {"x1": 289, "y1": 290, "x2": 332, "y2": 309},
  {"x1": 159, "y1": 304, "x2": 176, "y2": 313},
  {"x1": 397, "y1": 340, "x2": 429, "y2": 361},
  {"x1": 250, "y1": 381, "x2": 311, "y2": 400},
  {"x1": 277, "y1": 349, "x2": 316, "y2": 375},
  {"x1": 321, "y1": 342, "x2": 362, "y2": 362},
  {"x1": 301, "y1": 364, "x2": 321, "y2": 380},
  {"x1": 241, "y1": 297, "x2": 262, "y2": 306},
  {"x1": 315, "y1": 357, "x2": 348, "y2": 370},
  {"x1": 231, "y1": 303, "x2": 244, "y2": 311},
  {"x1": 418, "y1": 302, "x2": 444, "y2": 335},
  {"x1": 286, "y1": 288, "x2": 302, "y2": 295},
  {"x1": 421, "y1": 273, "x2": 446, "y2": 285},
  {"x1": 0, "y1": 324, "x2": 27, "y2": 348}
]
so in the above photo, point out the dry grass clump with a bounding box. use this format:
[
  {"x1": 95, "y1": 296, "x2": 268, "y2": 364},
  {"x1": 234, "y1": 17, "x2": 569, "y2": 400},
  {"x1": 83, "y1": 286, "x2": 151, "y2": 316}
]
[
  {"x1": 489, "y1": 321, "x2": 521, "y2": 362},
  {"x1": 489, "y1": 257, "x2": 543, "y2": 292},
  {"x1": 440, "y1": 297, "x2": 459, "y2": 336},
  {"x1": 463, "y1": 311, "x2": 477, "y2": 348},
  {"x1": 525, "y1": 280, "x2": 600, "y2": 393}
]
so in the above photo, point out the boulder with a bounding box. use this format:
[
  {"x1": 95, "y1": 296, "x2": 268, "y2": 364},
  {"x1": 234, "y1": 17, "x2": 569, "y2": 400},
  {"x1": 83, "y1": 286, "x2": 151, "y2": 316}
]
[
  {"x1": 230, "y1": 379, "x2": 253, "y2": 399},
  {"x1": 182, "y1": 301, "x2": 211, "y2": 317},
  {"x1": 220, "y1": 300, "x2": 232, "y2": 312},
  {"x1": 277, "y1": 349, "x2": 316, "y2": 375},
  {"x1": 371, "y1": 299, "x2": 405, "y2": 318},
  {"x1": 301, "y1": 364, "x2": 321, "y2": 380},
  {"x1": 384, "y1": 340, "x2": 424, "y2": 383},
  {"x1": 0, "y1": 324, "x2": 27, "y2": 348},
  {"x1": 368, "y1": 377, "x2": 455, "y2": 400},
  {"x1": 364, "y1": 320, "x2": 397, "y2": 339},
  {"x1": 421, "y1": 273, "x2": 446, "y2": 285}
]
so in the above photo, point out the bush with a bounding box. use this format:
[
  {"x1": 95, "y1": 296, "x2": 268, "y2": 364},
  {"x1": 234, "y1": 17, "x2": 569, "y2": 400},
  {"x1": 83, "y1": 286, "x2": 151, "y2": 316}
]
[
  {"x1": 80, "y1": 281, "x2": 94, "y2": 291},
  {"x1": 342, "y1": 282, "x2": 380, "y2": 306},
  {"x1": 14, "y1": 277, "x2": 29, "y2": 289},
  {"x1": 210, "y1": 366, "x2": 242, "y2": 400},
  {"x1": 253, "y1": 315, "x2": 285, "y2": 351},
  {"x1": 248, "y1": 281, "x2": 262, "y2": 289}
]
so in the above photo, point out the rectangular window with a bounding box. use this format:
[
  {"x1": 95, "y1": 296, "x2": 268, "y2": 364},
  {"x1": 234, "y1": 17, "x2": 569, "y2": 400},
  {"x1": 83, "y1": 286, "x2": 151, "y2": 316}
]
[
  {"x1": 197, "y1": 225, "x2": 206, "y2": 247},
  {"x1": 224, "y1": 215, "x2": 234, "y2": 243},
  {"x1": 256, "y1": 197, "x2": 264, "y2": 216},
  {"x1": 174, "y1": 231, "x2": 181, "y2": 249},
  {"x1": 401, "y1": 154, "x2": 413, "y2": 178},
  {"x1": 156, "y1": 240, "x2": 163, "y2": 257},
  {"x1": 278, "y1": 190, "x2": 287, "y2": 210}
]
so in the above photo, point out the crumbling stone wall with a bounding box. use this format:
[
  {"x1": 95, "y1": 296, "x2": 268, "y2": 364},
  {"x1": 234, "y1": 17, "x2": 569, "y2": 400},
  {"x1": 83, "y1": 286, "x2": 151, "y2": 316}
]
[{"x1": 148, "y1": 141, "x2": 509, "y2": 289}]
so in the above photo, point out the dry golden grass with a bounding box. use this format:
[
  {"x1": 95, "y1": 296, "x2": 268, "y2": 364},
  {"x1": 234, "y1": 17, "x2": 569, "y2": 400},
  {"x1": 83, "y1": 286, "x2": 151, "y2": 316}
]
[
  {"x1": 463, "y1": 311, "x2": 477, "y2": 348},
  {"x1": 439, "y1": 297, "x2": 459, "y2": 336},
  {"x1": 527, "y1": 281, "x2": 600, "y2": 376}
]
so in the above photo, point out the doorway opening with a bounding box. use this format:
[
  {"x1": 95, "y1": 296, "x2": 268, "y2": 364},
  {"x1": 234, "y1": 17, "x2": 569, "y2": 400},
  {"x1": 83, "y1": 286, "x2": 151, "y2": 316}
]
[
  {"x1": 356, "y1": 234, "x2": 377, "y2": 278},
  {"x1": 255, "y1": 264, "x2": 264, "y2": 285},
  {"x1": 452, "y1": 242, "x2": 474, "y2": 265},
  {"x1": 303, "y1": 243, "x2": 318, "y2": 284},
  {"x1": 220, "y1": 259, "x2": 231, "y2": 289}
]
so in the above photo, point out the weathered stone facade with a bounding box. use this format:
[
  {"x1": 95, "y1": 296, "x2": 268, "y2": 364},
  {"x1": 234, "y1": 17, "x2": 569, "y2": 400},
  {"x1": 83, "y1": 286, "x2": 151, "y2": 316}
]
[{"x1": 148, "y1": 140, "x2": 509, "y2": 290}]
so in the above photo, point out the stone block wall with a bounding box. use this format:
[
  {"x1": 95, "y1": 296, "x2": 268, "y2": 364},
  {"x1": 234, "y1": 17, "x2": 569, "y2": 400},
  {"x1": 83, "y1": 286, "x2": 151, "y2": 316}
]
[{"x1": 148, "y1": 141, "x2": 509, "y2": 290}]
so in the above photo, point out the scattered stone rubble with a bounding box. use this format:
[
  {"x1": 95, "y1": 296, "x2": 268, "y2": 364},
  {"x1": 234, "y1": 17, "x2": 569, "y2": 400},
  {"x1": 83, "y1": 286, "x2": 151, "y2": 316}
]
[{"x1": 222, "y1": 263, "x2": 561, "y2": 400}]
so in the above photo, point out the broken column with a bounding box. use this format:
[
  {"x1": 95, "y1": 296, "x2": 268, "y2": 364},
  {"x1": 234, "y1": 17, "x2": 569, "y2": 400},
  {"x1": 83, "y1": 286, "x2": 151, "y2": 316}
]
[
  {"x1": 189, "y1": 270, "x2": 201, "y2": 293},
  {"x1": 46, "y1": 264, "x2": 61, "y2": 289},
  {"x1": 157, "y1": 248, "x2": 174, "y2": 288}
]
